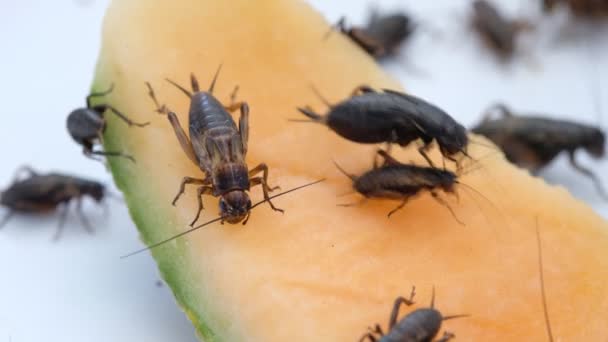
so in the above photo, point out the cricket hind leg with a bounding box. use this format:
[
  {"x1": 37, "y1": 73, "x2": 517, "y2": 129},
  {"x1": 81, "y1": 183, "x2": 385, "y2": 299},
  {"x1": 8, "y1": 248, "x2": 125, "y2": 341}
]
[
  {"x1": 223, "y1": 89, "x2": 250, "y2": 155},
  {"x1": 568, "y1": 151, "x2": 608, "y2": 200},
  {"x1": 145, "y1": 82, "x2": 199, "y2": 166},
  {"x1": 189, "y1": 186, "x2": 214, "y2": 226},
  {"x1": 0, "y1": 211, "x2": 15, "y2": 229},
  {"x1": 482, "y1": 103, "x2": 514, "y2": 122},
  {"x1": 74, "y1": 198, "x2": 95, "y2": 234},
  {"x1": 10, "y1": 165, "x2": 38, "y2": 183},
  {"x1": 388, "y1": 286, "x2": 417, "y2": 329},
  {"x1": 84, "y1": 147, "x2": 135, "y2": 163},
  {"x1": 53, "y1": 203, "x2": 71, "y2": 241},
  {"x1": 172, "y1": 177, "x2": 211, "y2": 206},
  {"x1": 86, "y1": 84, "x2": 114, "y2": 108},
  {"x1": 94, "y1": 104, "x2": 150, "y2": 127}
]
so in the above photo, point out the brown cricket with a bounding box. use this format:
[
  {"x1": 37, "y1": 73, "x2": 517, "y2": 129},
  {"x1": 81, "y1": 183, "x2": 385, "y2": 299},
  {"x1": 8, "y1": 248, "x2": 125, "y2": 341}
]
[
  {"x1": 145, "y1": 65, "x2": 282, "y2": 226},
  {"x1": 359, "y1": 286, "x2": 467, "y2": 342}
]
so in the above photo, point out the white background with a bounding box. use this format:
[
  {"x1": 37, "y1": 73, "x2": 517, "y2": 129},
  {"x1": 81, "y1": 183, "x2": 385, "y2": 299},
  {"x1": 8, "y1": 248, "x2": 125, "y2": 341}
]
[{"x1": 0, "y1": 0, "x2": 606, "y2": 341}]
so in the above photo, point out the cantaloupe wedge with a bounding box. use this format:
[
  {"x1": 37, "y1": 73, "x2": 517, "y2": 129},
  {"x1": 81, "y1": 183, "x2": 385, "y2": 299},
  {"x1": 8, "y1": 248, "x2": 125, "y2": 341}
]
[{"x1": 95, "y1": 0, "x2": 608, "y2": 340}]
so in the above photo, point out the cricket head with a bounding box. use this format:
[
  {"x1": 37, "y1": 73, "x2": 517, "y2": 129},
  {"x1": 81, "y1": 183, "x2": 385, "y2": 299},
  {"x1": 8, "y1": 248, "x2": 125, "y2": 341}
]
[{"x1": 219, "y1": 190, "x2": 252, "y2": 224}]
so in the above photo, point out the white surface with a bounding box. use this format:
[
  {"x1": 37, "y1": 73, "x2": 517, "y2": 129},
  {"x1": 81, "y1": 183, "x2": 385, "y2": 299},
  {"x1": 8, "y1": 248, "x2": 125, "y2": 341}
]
[{"x1": 0, "y1": 1, "x2": 606, "y2": 341}]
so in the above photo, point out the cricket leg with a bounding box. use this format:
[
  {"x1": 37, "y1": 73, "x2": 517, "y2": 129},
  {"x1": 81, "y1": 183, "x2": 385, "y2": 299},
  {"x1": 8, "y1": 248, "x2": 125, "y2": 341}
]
[
  {"x1": 388, "y1": 286, "x2": 417, "y2": 329},
  {"x1": 0, "y1": 211, "x2": 15, "y2": 229},
  {"x1": 482, "y1": 103, "x2": 514, "y2": 122},
  {"x1": 387, "y1": 198, "x2": 410, "y2": 218},
  {"x1": 53, "y1": 203, "x2": 70, "y2": 241},
  {"x1": 376, "y1": 149, "x2": 402, "y2": 166},
  {"x1": 224, "y1": 95, "x2": 250, "y2": 155},
  {"x1": 146, "y1": 82, "x2": 199, "y2": 166},
  {"x1": 568, "y1": 151, "x2": 608, "y2": 200},
  {"x1": 85, "y1": 147, "x2": 135, "y2": 163},
  {"x1": 75, "y1": 198, "x2": 94, "y2": 234},
  {"x1": 431, "y1": 191, "x2": 465, "y2": 226},
  {"x1": 11, "y1": 165, "x2": 38, "y2": 183},
  {"x1": 172, "y1": 177, "x2": 211, "y2": 206},
  {"x1": 436, "y1": 332, "x2": 456, "y2": 342},
  {"x1": 250, "y1": 177, "x2": 284, "y2": 213},
  {"x1": 358, "y1": 332, "x2": 378, "y2": 342},
  {"x1": 350, "y1": 84, "x2": 376, "y2": 97},
  {"x1": 86, "y1": 84, "x2": 114, "y2": 108},
  {"x1": 100, "y1": 104, "x2": 150, "y2": 127},
  {"x1": 338, "y1": 198, "x2": 368, "y2": 207},
  {"x1": 359, "y1": 332, "x2": 378, "y2": 342},
  {"x1": 189, "y1": 186, "x2": 214, "y2": 227},
  {"x1": 418, "y1": 141, "x2": 436, "y2": 168},
  {"x1": 248, "y1": 163, "x2": 280, "y2": 192}
]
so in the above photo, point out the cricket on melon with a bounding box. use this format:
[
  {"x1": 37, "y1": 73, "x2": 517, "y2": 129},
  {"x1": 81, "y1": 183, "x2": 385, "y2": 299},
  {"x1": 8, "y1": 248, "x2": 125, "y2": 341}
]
[{"x1": 92, "y1": 0, "x2": 608, "y2": 340}]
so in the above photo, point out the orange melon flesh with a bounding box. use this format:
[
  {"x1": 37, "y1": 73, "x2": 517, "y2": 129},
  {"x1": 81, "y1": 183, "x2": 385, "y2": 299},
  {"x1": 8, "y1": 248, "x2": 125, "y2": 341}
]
[{"x1": 95, "y1": 0, "x2": 608, "y2": 340}]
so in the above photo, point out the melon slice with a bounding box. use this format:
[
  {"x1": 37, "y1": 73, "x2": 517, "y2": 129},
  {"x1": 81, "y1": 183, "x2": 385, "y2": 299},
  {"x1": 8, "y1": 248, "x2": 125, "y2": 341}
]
[{"x1": 95, "y1": 0, "x2": 608, "y2": 340}]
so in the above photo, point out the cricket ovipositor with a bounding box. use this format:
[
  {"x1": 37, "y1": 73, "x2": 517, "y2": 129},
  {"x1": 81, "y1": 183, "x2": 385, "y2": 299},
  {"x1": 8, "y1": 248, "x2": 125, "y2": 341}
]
[
  {"x1": 327, "y1": 10, "x2": 416, "y2": 60},
  {"x1": 0, "y1": 166, "x2": 108, "y2": 240},
  {"x1": 334, "y1": 150, "x2": 494, "y2": 225},
  {"x1": 295, "y1": 86, "x2": 470, "y2": 169},
  {"x1": 67, "y1": 84, "x2": 149, "y2": 163},
  {"x1": 359, "y1": 286, "x2": 467, "y2": 342},
  {"x1": 471, "y1": 103, "x2": 607, "y2": 199},
  {"x1": 146, "y1": 65, "x2": 284, "y2": 226}
]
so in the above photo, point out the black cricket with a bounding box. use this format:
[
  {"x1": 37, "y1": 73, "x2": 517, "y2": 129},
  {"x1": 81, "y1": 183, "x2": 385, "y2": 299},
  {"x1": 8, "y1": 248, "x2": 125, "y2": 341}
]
[
  {"x1": 359, "y1": 286, "x2": 467, "y2": 342},
  {"x1": 67, "y1": 84, "x2": 149, "y2": 162},
  {"x1": 297, "y1": 86, "x2": 469, "y2": 169},
  {"x1": 329, "y1": 10, "x2": 415, "y2": 59},
  {"x1": 335, "y1": 150, "x2": 463, "y2": 223},
  {"x1": 0, "y1": 166, "x2": 106, "y2": 240},
  {"x1": 470, "y1": 0, "x2": 529, "y2": 60},
  {"x1": 543, "y1": 0, "x2": 608, "y2": 17},
  {"x1": 145, "y1": 65, "x2": 282, "y2": 226},
  {"x1": 471, "y1": 103, "x2": 607, "y2": 199}
]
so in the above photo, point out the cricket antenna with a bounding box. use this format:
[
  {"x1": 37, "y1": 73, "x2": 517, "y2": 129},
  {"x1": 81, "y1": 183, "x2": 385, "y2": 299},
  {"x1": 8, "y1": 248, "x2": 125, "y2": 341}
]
[
  {"x1": 333, "y1": 160, "x2": 357, "y2": 181},
  {"x1": 536, "y1": 217, "x2": 554, "y2": 342},
  {"x1": 430, "y1": 286, "x2": 436, "y2": 308},
  {"x1": 120, "y1": 216, "x2": 225, "y2": 258},
  {"x1": 249, "y1": 178, "x2": 326, "y2": 211},
  {"x1": 455, "y1": 181, "x2": 498, "y2": 212},
  {"x1": 208, "y1": 63, "x2": 223, "y2": 94},
  {"x1": 120, "y1": 179, "x2": 325, "y2": 259},
  {"x1": 310, "y1": 84, "x2": 334, "y2": 108}
]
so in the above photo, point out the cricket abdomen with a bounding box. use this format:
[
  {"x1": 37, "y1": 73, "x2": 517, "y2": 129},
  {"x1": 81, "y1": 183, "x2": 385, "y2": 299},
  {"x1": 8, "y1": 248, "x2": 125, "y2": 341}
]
[
  {"x1": 189, "y1": 92, "x2": 238, "y2": 134},
  {"x1": 328, "y1": 94, "x2": 417, "y2": 144},
  {"x1": 354, "y1": 165, "x2": 454, "y2": 199},
  {"x1": 381, "y1": 309, "x2": 442, "y2": 342}
]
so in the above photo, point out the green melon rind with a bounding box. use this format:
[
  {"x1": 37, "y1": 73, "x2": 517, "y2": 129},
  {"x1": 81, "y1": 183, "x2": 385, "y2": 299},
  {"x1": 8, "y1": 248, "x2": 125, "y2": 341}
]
[{"x1": 92, "y1": 67, "x2": 217, "y2": 341}]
